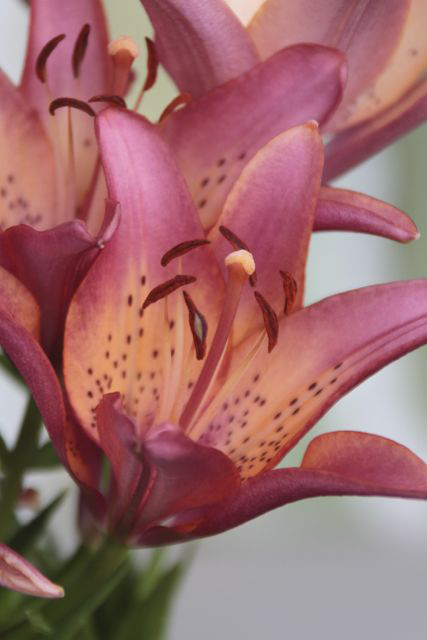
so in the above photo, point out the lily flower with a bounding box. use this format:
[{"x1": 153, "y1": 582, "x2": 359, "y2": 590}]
[
  {"x1": 142, "y1": 0, "x2": 427, "y2": 181},
  {"x1": 2, "y1": 108, "x2": 427, "y2": 553},
  {"x1": 0, "y1": 0, "x2": 120, "y2": 355},
  {"x1": 0, "y1": 0, "x2": 421, "y2": 359}
]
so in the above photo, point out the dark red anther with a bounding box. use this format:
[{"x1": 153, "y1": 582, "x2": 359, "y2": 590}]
[
  {"x1": 72, "y1": 23, "x2": 91, "y2": 78},
  {"x1": 49, "y1": 97, "x2": 95, "y2": 117},
  {"x1": 159, "y1": 93, "x2": 192, "y2": 123},
  {"x1": 142, "y1": 275, "x2": 196, "y2": 310},
  {"x1": 143, "y1": 37, "x2": 159, "y2": 92},
  {"x1": 183, "y1": 291, "x2": 208, "y2": 360},
  {"x1": 219, "y1": 225, "x2": 257, "y2": 287},
  {"x1": 254, "y1": 291, "x2": 279, "y2": 353},
  {"x1": 89, "y1": 94, "x2": 127, "y2": 108},
  {"x1": 280, "y1": 271, "x2": 297, "y2": 315},
  {"x1": 35, "y1": 34, "x2": 66, "y2": 83},
  {"x1": 161, "y1": 239, "x2": 210, "y2": 267}
]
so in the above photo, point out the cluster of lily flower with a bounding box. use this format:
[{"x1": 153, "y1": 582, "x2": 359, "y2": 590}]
[{"x1": 1, "y1": 0, "x2": 427, "y2": 599}]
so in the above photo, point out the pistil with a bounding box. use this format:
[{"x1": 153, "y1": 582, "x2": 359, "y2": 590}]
[
  {"x1": 108, "y1": 36, "x2": 139, "y2": 97},
  {"x1": 179, "y1": 250, "x2": 256, "y2": 430}
]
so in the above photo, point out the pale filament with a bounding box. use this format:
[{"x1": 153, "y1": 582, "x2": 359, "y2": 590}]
[{"x1": 179, "y1": 250, "x2": 256, "y2": 431}]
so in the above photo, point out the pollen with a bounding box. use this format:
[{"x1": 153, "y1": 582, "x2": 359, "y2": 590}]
[
  {"x1": 108, "y1": 36, "x2": 139, "y2": 60},
  {"x1": 225, "y1": 250, "x2": 256, "y2": 276}
]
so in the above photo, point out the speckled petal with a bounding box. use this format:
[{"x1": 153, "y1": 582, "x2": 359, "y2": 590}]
[
  {"x1": 140, "y1": 0, "x2": 258, "y2": 97},
  {"x1": 324, "y1": 76, "x2": 427, "y2": 181},
  {"x1": 248, "y1": 0, "x2": 409, "y2": 131},
  {"x1": 64, "y1": 109, "x2": 223, "y2": 443},
  {"x1": 211, "y1": 122, "x2": 323, "y2": 339},
  {"x1": 162, "y1": 44, "x2": 346, "y2": 229},
  {"x1": 0, "y1": 71, "x2": 57, "y2": 229},
  {"x1": 314, "y1": 186, "x2": 419, "y2": 243},
  {"x1": 140, "y1": 431, "x2": 427, "y2": 542},
  {"x1": 20, "y1": 0, "x2": 112, "y2": 208},
  {"x1": 190, "y1": 280, "x2": 427, "y2": 479},
  {"x1": 0, "y1": 544, "x2": 64, "y2": 598}
]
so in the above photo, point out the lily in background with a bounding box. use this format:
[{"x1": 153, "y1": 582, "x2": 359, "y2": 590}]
[
  {"x1": 142, "y1": 0, "x2": 427, "y2": 181},
  {"x1": 2, "y1": 109, "x2": 427, "y2": 566},
  {"x1": 0, "y1": 0, "x2": 119, "y2": 355}
]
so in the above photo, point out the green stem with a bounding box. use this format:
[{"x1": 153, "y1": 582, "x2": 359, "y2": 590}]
[{"x1": 0, "y1": 396, "x2": 42, "y2": 539}]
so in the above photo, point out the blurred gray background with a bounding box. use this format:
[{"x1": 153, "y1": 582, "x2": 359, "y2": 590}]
[{"x1": 1, "y1": 1, "x2": 427, "y2": 638}]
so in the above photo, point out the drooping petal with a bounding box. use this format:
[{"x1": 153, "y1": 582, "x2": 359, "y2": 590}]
[
  {"x1": 324, "y1": 76, "x2": 427, "y2": 181},
  {"x1": 248, "y1": 0, "x2": 410, "y2": 130},
  {"x1": 190, "y1": 280, "x2": 427, "y2": 478},
  {"x1": 64, "y1": 108, "x2": 223, "y2": 443},
  {"x1": 0, "y1": 543, "x2": 64, "y2": 598},
  {"x1": 314, "y1": 186, "x2": 419, "y2": 243},
  {"x1": 20, "y1": 0, "x2": 112, "y2": 207},
  {"x1": 140, "y1": 0, "x2": 259, "y2": 97},
  {"x1": 0, "y1": 269, "x2": 66, "y2": 462},
  {"x1": 211, "y1": 122, "x2": 323, "y2": 339},
  {"x1": 0, "y1": 71, "x2": 58, "y2": 229},
  {"x1": 0, "y1": 201, "x2": 119, "y2": 355},
  {"x1": 140, "y1": 431, "x2": 427, "y2": 543},
  {"x1": 162, "y1": 44, "x2": 346, "y2": 229},
  {"x1": 96, "y1": 393, "x2": 143, "y2": 529},
  {"x1": 132, "y1": 421, "x2": 240, "y2": 535}
]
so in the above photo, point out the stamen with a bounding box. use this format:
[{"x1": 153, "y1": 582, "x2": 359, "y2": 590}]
[
  {"x1": 35, "y1": 34, "x2": 66, "y2": 83},
  {"x1": 49, "y1": 97, "x2": 95, "y2": 117},
  {"x1": 183, "y1": 291, "x2": 208, "y2": 360},
  {"x1": 142, "y1": 37, "x2": 159, "y2": 92},
  {"x1": 158, "y1": 93, "x2": 192, "y2": 123},
  {"x1": 72, "y1": 23, "x2": 91, "y2": 78},
  {"x1": 219, "y1": 225, "x2": 257, "y2": 287},
  {"x1": 108, "y1": 36, "x2": 139, "y2": 97},
  {"x1": 180, "y1": 249, "x2": 255, "y2": 430},
  {"x1": 280, "y1": 271, "x2": 297, "y2": 315},
  {"x1": 161, "y1": 239, "x2": 210, "y2": 267},
  {"x1": 89, "y1": 94, "x2": 127, "y2": 108},
  {"x1": 142, "y1": 275, "x2": 196, "y2": 310},
  {"x1": 254, "y1": 291, "x2": 279, "y2": 353}
]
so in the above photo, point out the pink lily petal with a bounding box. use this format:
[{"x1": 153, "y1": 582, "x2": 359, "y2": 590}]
[
  {"x1": 140, "y1": 0, "x2": 259, "y2": 97},
  {"x1": 134, "y1": 421, "x2": 240, "y2": 531},
  {"x1": 331, "y1": 0, "x2": 427, "y2": 130},
  {"x1": 190, "y1": 280, "x2": 427, "y2": 479},
  {"x1": 211, "y1": 122, "x2": 323, "y2": 338},
  {"x1": 0, "y1": 201, "x2": 120, "y2": 355},
  {"x1": 324, "y1": 76, "x2": 427, "y2": 181},
  {"x1": 248, "y1": 0, "x2": 409, "y2": 130},
  {"x1": 20, "y1": 0, "x2": 112, "y2": 207},
  {"x1": 96, "y1": 394, "x2": 143, "y2": 526},
  {"x1": 141, "y1": 431, "x2": 427, "y2": 543},
  {"x1": 0, "y1": 270, "x2": 66, "y2": 462},
  {"x1": 0, "y1": 70, "x2": 57, "y2": 229},
  {"x1": 0, "y1": 265, "x2": 40, "y2": 340},
  {"x1": 64, "y1": 108, "x2": 224, "y2": 442},
  {"x1": 0, "y1": 543, "x2": 63, "y2": 598},
  {"x1": 314, "y1": 186, "x2": 419, "y2": 243},
  {"x1": 162, "y1": 44, "x2": 346, "y2": 229}
]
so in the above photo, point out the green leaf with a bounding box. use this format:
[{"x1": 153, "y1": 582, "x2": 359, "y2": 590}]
[
  {"x1": 29, "y1": 443, "x2": 61, "y2": 470},
  {"x1": 9, "y1": 493, "x2": 66, "y2": 556},
  {"x1": 0, "y1": 433, "x2": 9, "y2": 469},
  {"x1": 115, "y1": 561, "x2": 188, "y2": 640},
  {"x1": 24, "y1": 610, "x2": 52, "y2": 635}
]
